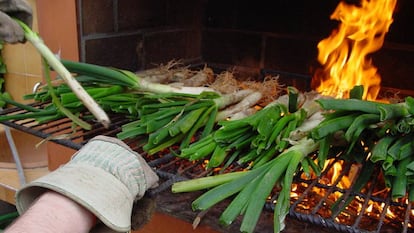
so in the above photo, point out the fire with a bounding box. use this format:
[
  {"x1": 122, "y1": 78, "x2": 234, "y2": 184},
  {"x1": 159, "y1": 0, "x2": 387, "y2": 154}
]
[{"x1": 312, "y1": 0, "x2": 397, "y2": 100}]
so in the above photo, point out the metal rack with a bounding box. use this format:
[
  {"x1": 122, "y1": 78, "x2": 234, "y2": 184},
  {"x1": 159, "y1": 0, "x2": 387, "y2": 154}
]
[
  {"x1": 1, "y1": 64, "x2": 412, "y2": 232},
  {"x1": 1, "y1": 102, "x2": 412, "y2": 233}
]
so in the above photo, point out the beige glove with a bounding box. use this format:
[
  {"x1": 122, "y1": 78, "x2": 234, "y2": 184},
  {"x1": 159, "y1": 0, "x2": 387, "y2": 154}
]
[
  {"x1": 0, "y1": 0, "x2": 32, "y2": 43},
  {"x1": 15, "y1": 135, "x2": 159, "y2": 233}
]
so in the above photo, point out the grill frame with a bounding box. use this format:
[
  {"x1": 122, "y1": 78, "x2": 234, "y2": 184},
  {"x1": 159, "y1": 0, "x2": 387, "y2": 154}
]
[{"x1": 1, "y1": 70, "x2": 412, "y2": 233}]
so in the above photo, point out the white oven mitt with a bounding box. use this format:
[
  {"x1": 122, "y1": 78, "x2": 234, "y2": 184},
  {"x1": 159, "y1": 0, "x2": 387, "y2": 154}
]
[
  {"x1": 0, "y1": 0, "x2": 33, "y2": 43},
  {"x1": 15, "y1": 135, "x2": 159, "y2": 233}
]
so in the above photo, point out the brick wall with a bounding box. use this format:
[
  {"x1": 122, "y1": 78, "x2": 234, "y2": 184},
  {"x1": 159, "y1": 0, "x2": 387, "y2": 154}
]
[
  {"x1": 77, "y1": 0, "x2": 414, "y2": 92},
  {"x1": 201, "y1": 0, "x2": 414, "y2": 92},
  {"x1": 77, "y1": 0, "x2": 203, "y2": 71}
]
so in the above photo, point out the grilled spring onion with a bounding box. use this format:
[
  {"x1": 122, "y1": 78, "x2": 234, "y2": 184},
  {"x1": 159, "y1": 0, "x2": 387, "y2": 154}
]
[
  {"x1": 180, "y1": 89, "x2": 322, "y2": 169},
  {"x1": 117, "y1": 89, "x2": 258, "y2": 154},
  {"x1": 0, "y1": 84, "x2": 127, "y2": 127},
  {"x1": 172, "y1": 138, "x2": 319, "y2": 233},
  {"x1": 174, "y1": 85, "x2": 414, "y2": 232},
  {"x1": 179, "y1": 103, "x2": 291, "y2": 167},
  {"x1": 15, "y1": 19, "x2": 110, "y2": 128},
  {"x1": 41, "y1": 57, "x2": 92, "y2": 130},
  {"x1": 61, "y1": 59, "x2": 216, "y2": 95},
  {"x1": 311, "y1": 89, "x2": 414, "y2": 202}
]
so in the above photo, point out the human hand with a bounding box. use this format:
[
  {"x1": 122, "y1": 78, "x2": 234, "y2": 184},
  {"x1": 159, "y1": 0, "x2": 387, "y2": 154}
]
[
  {"x1": 0, "y1": 0, "x2": 32, "y2": 43},
  {"x1": 15, "y1": 135, "x2": 159, "y2": 232}
]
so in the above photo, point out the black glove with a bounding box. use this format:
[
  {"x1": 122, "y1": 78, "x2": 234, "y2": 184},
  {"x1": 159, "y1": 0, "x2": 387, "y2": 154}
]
[{"x1": 0, "y1": 0, "x2": 32, "y2": 43}]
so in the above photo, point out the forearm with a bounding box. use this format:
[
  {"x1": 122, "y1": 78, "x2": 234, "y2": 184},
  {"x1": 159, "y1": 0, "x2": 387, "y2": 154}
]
[
  {"x1": 12, "y1": 136, "x2": 159, "y2": 232},
  {"x1": 5, "y1": 191, "x2": 96, "y2": 233}
]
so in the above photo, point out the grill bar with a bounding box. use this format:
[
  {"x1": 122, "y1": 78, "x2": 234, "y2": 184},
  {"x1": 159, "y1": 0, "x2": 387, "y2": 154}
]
[{"x1": 351, "y1": 169, "x2": 378, "y2": 230}]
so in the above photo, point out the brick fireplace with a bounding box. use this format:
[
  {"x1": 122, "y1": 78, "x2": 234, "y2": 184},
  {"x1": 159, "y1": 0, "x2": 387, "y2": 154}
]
[
  {"x1": 1, "y1": 1, "x2": 413, "y2": 232},
  {"x1": 76, "y1": 0, "x2": 414, "y2": 93}
]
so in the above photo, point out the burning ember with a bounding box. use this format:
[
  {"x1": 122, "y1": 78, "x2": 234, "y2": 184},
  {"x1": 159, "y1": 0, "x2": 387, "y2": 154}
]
[
  {"x1": 311, "y1": 0, "x2": 397, "y2": 100},
  {"x1": 291, "y1": 156, "x2": 412, "y2": 232}
]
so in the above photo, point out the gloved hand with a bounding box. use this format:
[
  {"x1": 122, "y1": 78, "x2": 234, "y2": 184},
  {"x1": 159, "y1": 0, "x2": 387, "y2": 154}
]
[
  {"x1": 15, "y1": 135, "x2": 159, "y2": 233},
  {"x1": 0, "y1": 0, "x2": 32, "y2": 43}
]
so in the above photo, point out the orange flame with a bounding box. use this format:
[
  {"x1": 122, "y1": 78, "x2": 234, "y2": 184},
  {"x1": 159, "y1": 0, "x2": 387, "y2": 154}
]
[{"x1": 312, "y1": 0, "x2": 397, "y2": 100}]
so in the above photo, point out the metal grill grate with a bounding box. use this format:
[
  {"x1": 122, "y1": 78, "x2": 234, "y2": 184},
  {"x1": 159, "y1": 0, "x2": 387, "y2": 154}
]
[
  {"x1": 1, "y1": 103, "x2": 412, "y2": 233},
  {"x1": 1, "y1": 64, "x2": 413, "y2": 232}
]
